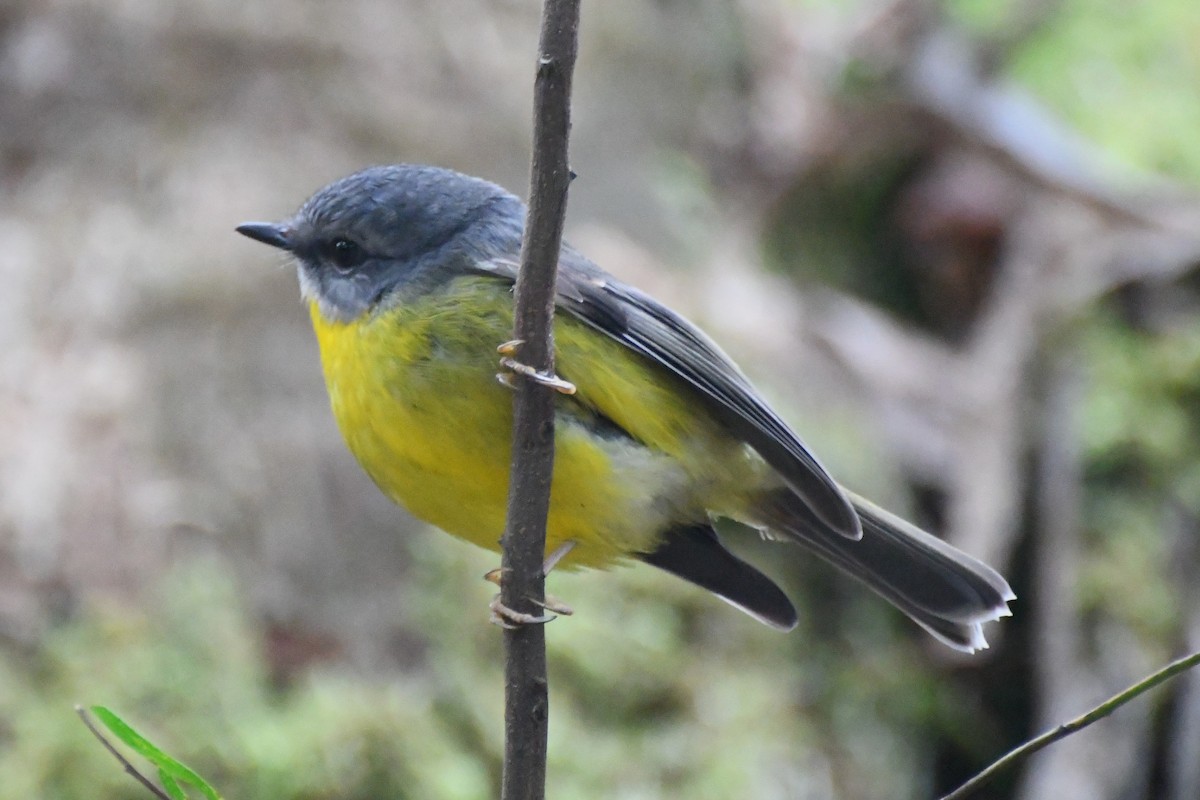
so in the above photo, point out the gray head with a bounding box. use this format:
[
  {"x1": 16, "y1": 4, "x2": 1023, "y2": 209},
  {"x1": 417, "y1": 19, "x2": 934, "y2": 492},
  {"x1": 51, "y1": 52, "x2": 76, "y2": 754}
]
[{"x1": 237, "y1": 165, "x2": 525, "y2": 321}]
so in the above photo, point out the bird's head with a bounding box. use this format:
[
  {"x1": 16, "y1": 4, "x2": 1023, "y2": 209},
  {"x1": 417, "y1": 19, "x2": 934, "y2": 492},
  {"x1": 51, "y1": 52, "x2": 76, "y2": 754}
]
[{"x1": 237, "y1": 164, "x2": 523, "y2": 322}]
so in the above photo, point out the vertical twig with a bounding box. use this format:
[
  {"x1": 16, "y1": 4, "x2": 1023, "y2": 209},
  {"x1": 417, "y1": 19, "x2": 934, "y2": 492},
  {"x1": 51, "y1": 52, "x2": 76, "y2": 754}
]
[{"x1": 500, "y1": 2, "x2": 581, "y2": 800}]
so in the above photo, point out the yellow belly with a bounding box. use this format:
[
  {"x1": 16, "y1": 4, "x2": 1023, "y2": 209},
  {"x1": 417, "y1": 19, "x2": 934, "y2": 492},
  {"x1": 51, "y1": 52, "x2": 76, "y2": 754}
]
[{"x1": 309, "y1": 276, "x2": 760, "y2": 570}]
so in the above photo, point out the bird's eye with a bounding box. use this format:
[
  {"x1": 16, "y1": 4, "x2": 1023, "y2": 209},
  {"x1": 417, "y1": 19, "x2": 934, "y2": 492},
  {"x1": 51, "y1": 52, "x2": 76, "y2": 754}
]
[{"x1": 323, "y1": 237, "x2": 365, "y2": 271}]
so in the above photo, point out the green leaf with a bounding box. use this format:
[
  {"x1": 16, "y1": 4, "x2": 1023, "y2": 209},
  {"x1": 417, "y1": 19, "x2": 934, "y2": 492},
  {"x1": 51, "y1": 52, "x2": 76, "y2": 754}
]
[
  {"x1": 90, "y1": 706, "x2": 223, "y2": 800},
  {"x1": 159, "y1": 770, "x2": 188, "y2": 800}
]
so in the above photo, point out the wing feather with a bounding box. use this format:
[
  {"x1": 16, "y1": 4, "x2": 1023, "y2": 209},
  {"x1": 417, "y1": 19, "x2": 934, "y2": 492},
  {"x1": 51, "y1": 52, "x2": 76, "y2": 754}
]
[{"x1": 475, "y1": 251, "x2": 861, "y2": 540}]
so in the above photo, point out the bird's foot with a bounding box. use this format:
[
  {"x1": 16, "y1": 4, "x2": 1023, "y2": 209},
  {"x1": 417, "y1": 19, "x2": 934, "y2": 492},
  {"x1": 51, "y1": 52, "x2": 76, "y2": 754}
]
[
  {"x1": 496, "y1": 340, "x2": 576, "y2": 394},
  {"x1": 484, "y1": 541, "x2": 577, "y2": 627},
  {"x1": 488, "y1": 595, "x2": 557, "y2": 629}
]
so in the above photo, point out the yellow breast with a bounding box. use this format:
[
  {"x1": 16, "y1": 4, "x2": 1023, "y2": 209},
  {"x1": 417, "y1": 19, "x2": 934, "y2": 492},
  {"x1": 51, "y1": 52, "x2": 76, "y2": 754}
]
[{"x1": 307, "y1": 276, "x2": 748, "y2": 570}]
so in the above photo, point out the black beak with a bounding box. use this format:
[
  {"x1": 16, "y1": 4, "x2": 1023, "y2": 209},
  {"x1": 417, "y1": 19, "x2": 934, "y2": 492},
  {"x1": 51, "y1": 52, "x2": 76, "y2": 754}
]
[{"x1": 236, "y1": 221, "x2": 293, "y2": 251}]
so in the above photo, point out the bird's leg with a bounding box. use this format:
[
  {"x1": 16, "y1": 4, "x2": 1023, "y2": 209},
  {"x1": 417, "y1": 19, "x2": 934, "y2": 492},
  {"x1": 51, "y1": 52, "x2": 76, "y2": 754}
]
[
  {"x1": 486, "y1": 540, "x2": 577, "y2": 628},
  {"x1": 532, "y1": 540, "x2": 575, "y2": 616},
  {"x1": 495, "y1": 339, "x2": 577, "y2": 395},
  {"x1": 541, "y1": 539, "x2": 575, "y2": 574}
]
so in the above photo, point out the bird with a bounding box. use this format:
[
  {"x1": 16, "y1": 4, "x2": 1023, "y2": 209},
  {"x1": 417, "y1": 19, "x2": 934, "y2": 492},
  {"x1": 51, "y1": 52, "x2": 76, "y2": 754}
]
[{"x1": 236, "y1": 164, "x2": 1014, "y2": 652}]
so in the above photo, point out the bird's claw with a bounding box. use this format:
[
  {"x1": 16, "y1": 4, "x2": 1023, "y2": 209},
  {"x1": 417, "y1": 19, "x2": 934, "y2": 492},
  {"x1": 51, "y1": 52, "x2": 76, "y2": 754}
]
[
  {"x1": 495, "y1": 340, "x2": 576, "y2": 395},
  {"x1": 489, "y1": 595, "x2": 558, "y2": 628},
  {"x1": 531, "y1": 595, "x2": 574, "y2": 616}
]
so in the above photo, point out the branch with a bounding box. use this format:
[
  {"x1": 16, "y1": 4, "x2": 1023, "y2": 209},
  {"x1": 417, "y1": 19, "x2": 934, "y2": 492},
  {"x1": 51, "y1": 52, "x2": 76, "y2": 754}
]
[
  {"x1": 76, "y1": 706, "x2": 173, "y2": 800},
  {"x1": 499, "y1": 3, "x2": 581, "y2": 800},
  {"x1": 940, "y1": 649, "x2": 1200, "y2": 800}
]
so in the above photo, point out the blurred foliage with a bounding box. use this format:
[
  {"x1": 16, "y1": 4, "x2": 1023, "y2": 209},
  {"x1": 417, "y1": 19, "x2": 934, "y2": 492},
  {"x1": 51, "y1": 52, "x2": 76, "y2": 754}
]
[
  {"x1": 0, "y1": 560, "x2": 484, "y2": 800},
  {"x1": 759, "y1": 2, "x2": 1200, "y2": 793},
  {"x1": 950, "y1": 0, "x2": 1200, "y2": 182},
  {"x1": 761, "y1": 153, "x2": 926, "y2": 325},
  {"x1": 0, "y1": 546, "x2": 1004, "y2": 800},
  {"x1": 1079, "y1": 310, "x2": 1200, "y2": 643}
]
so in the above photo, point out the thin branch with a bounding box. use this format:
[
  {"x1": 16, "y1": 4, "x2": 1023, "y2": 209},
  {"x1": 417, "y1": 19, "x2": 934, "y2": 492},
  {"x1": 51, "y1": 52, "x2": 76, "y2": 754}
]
[
  {"x1": 499, "y1": 2, "x2": 581, "y2": 800},
  {"x1": 940, "y1": 650, "x2": 1200, "y2": 800},
  {"x1": 76, "y1": 706, "x2": 173, "y2": 800}
]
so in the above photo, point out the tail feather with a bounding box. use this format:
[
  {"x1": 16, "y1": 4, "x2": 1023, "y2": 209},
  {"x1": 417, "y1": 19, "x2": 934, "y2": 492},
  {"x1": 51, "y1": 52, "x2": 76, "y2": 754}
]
[
  {"x1": 759, "y1": 489, "x2": 1014, "y2": 653},
  {"x1": 638, "y1": 524, "x2": 799, "y2": 631}
]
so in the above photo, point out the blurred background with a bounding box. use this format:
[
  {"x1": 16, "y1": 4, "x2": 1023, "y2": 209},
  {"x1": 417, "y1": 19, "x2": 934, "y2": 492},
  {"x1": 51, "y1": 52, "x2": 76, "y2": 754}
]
[{"x1": 2, "y1": 0, "x2": 1200, "y2": 797}]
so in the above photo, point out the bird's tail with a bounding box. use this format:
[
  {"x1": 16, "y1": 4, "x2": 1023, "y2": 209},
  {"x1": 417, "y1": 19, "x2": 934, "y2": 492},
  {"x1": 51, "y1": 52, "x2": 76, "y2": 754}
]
[{"x1": 757, "y1": 488, "x2": 1015, "y2": 652}]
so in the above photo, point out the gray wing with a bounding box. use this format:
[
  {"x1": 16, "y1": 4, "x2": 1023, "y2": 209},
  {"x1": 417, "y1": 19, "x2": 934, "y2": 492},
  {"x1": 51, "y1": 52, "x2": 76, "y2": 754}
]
[{"x1": 475, "y1": 249, "x2": 861, "y2": 540}]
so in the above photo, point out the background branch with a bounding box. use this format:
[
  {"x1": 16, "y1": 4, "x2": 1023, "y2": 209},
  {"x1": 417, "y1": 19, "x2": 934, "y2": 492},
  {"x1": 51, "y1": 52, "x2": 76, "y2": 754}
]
[
  {"x1": 940, "y1": 650, "x2": 1200, "y2": 800},
  {"x1": 499, "y1": 2, "x2": 581, "y2": 799}
]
